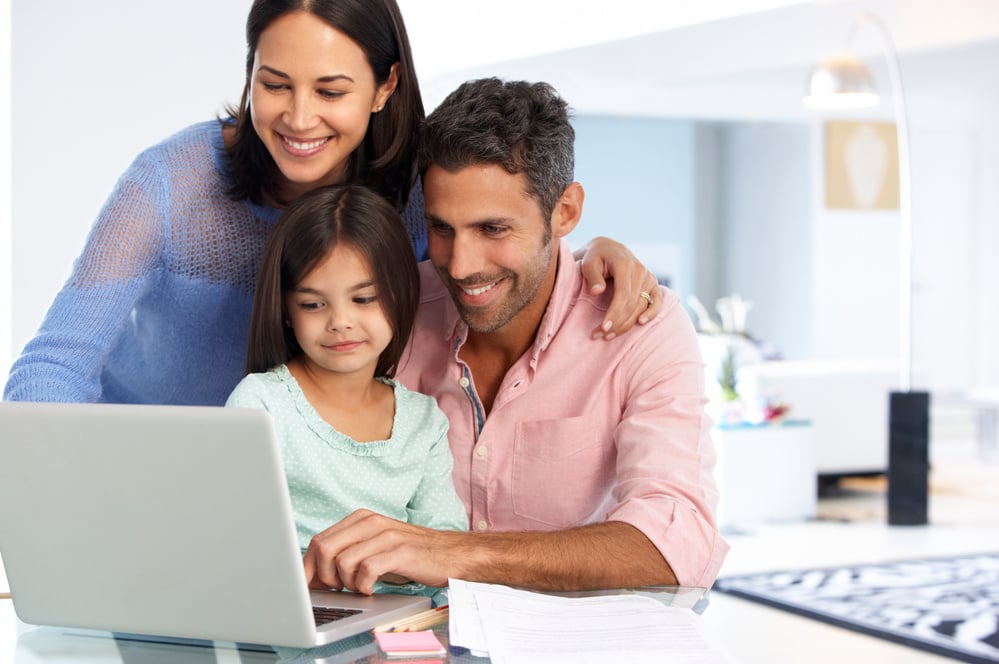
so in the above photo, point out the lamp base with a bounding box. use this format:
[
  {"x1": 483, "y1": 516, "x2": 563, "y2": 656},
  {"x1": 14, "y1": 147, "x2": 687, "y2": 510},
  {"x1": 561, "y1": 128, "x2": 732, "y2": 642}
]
[{"x1": 887, "y1": 390, "x2": 931, "y2": 526}]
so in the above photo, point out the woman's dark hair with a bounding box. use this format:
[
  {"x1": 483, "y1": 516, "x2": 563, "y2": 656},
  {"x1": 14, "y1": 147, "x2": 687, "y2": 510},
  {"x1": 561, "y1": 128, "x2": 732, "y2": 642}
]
[
  {"x1": 246, "y1": 184, "x2": 420, "y2": 378},
  {"x1": 223, "y1": 0, "x2": 423, "y2": 211}
]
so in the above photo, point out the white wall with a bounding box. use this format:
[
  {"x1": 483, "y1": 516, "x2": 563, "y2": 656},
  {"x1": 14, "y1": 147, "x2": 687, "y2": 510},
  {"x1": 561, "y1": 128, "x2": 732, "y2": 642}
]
[
  {"x1": 5, "y1": 1, "x2": 999, "y2": 396},
  {"x1": 0, "y1": 0, "x2": 10, "y2": 379},
  {"x1": 975, "y1": 129, "x2": 999, "y2": 387},
  {"x1": 6, "y1": 1, "x2": 246, "y2": 377},
  {"x1": 573, "y1": 116, "x2": 699, "y2": 298},
  {"x1": 714, "y1": 122, "x2": 813, "y2": 360},
  {"x1": 808, "y1": 119, "x2": 902, "y2": 367},
  {"x1": 805, "y1": 53, "x2": 999, "y2": 393}
]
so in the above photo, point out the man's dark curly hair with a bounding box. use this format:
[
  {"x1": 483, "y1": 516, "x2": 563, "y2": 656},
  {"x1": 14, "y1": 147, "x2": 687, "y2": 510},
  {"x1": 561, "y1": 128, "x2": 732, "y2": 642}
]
[{"x1": 417, "y1": 78, "x2": 574, "y2": 222}]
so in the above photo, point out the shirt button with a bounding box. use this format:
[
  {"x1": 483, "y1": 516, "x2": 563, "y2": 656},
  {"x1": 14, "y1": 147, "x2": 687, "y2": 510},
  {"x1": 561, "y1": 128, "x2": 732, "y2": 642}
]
[
  {"x1": 476, "y1": 445, "x2": 488, "y2": 458},
  {"x1": 458, "y1": 377, "x2": 470, "y2": 388},
  {"x1": 476, "y1": 520, "x2": 488, "y2": 531}
]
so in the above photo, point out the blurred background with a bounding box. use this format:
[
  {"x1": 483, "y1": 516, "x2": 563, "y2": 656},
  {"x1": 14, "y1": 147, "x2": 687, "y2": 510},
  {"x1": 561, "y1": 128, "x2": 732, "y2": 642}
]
[{"x1": 2, "y1": 0, "x2": 997, "y2": 401}]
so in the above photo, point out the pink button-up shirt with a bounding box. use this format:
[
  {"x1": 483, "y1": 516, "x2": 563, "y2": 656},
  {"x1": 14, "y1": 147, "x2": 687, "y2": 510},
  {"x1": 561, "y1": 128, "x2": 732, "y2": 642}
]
[{"x1": 397, "y1": 241, "x2": 728, "y2": 588}]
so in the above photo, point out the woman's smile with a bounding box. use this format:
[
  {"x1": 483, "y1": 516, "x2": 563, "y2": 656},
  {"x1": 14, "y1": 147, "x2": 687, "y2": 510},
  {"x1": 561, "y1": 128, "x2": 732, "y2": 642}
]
[{"x1": 279, "y1": 133, "x2": 332, "y2": 156}]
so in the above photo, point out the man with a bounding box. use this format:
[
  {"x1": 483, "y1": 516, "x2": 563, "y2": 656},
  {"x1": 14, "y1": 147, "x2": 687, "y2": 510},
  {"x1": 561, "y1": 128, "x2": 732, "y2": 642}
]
[{"x1": 303, "y1": 78, "x2": 728, "y2": 593}]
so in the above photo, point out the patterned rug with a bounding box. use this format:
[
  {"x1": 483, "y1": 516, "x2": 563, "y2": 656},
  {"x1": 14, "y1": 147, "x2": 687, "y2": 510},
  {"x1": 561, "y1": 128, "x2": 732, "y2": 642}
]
[{"x1": 714, "y1": 552, "x2": 999, "y2": 663}]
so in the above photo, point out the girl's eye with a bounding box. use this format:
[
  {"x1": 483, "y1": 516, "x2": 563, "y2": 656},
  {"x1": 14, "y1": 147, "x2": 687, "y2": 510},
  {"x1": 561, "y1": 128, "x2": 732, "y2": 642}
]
[
  {"x1": 319, "y1": 89, "x2": 346, "y2": 100},
  {"x1": 354, "y1": 295, "x2": 378, "y2": 305},
  {"x1": 262, "y1": 82, "x2": 287, "y2": 92},
  {"x1": 298, "y1": 301, "x2": 323, "y2": 310}
]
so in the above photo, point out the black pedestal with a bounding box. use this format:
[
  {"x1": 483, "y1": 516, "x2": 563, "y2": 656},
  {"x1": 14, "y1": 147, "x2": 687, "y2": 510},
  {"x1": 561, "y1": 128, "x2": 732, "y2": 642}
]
[{"x1": 887, "y1": 390, "x2": 931, "y2": 526}]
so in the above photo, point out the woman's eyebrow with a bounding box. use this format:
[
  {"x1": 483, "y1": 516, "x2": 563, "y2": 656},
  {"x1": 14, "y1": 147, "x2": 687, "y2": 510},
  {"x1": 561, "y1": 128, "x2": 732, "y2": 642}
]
[{"x1": 257, "y1": 64, "x2": 354, "y2": 84}]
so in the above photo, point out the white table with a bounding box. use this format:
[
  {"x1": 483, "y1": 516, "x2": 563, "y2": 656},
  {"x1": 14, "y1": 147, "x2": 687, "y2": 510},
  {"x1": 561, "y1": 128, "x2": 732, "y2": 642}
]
[{"x1": 0, "y1": 586, "x2": 709, "y2": 663}]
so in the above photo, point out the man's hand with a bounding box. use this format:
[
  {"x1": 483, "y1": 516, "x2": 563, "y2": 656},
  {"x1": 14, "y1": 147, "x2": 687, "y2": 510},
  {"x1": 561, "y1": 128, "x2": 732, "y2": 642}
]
[
  {"x1": 304, "y1": 513, "x2": 677, "y2": 594},
  {"x1": 574, "y1": 237, "x2": 663, "y2": 339},
  {"x1": 302, "y1": 509, "x2": 465, "y2": 594}
]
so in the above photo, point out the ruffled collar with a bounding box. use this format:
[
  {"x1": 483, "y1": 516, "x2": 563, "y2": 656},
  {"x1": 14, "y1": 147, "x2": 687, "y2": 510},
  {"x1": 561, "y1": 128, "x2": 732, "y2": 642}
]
[{"x1": 273, "y1": 364, "x2": 398, "y2": 457}]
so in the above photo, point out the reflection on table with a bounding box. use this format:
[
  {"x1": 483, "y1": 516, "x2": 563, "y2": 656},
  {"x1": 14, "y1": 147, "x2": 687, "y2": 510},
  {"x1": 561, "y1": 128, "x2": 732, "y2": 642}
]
[{"x1": 1, "y1": 585, "x2": 707, "y2": 663}]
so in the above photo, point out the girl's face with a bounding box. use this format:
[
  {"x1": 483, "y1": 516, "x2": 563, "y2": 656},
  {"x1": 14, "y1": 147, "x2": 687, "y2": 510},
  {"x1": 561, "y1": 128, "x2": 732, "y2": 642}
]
[
  {"x1": 250, "y1": 11, "x2": 398, "y2": 202},
  {"x1": 284, "y1": 244, "x2": 393, "y2": 380}
]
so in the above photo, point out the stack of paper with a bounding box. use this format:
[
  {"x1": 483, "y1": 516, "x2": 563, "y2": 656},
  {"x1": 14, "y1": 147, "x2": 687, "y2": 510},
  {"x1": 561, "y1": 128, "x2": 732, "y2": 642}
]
[{"x1": 448, "y1": 579, "x2": 736, "y2": 663}]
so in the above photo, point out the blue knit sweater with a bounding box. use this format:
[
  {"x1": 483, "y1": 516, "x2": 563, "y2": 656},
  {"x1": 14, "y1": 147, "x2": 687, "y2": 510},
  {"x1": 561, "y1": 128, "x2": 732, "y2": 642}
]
[{"x1": 4, "y1": 121, "x2": 428, "y2": 405}]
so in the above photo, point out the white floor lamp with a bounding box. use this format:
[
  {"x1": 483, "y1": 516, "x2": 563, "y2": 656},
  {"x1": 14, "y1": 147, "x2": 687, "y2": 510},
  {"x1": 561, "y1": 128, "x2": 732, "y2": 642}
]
[{"x1": 803, "y1": 12, "x2": 930, "y2": 526}]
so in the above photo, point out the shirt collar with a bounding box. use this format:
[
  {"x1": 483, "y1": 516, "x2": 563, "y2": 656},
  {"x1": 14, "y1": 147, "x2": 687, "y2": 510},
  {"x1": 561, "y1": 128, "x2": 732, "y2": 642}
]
[{"x1": 533, "y1": 239, "x2": 579, "y2": 355}]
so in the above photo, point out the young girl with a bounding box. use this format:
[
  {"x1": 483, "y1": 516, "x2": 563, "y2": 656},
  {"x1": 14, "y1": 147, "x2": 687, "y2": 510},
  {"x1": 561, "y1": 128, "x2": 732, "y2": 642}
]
[{"x1": 225, "y1": 184, "x2": 466, "y2": 602}]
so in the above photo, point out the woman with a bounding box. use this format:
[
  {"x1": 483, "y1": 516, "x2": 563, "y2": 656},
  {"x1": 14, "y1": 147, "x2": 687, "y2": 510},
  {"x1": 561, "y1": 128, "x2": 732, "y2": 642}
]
[{"x1": 4, "y1": 0, "x2": 660, "y2": 405}]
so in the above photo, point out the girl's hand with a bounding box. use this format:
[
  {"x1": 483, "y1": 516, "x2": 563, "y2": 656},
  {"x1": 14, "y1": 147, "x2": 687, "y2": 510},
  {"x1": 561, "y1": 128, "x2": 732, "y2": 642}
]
[{"x1": 574, "y1": 237, "x2": 663, "y2": 339}]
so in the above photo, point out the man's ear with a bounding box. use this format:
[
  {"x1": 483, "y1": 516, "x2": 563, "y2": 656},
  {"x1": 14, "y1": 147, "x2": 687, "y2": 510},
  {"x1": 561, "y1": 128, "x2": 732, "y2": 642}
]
[{"x1": 551, "y1": 182, "x2": 584, "y2": 240}]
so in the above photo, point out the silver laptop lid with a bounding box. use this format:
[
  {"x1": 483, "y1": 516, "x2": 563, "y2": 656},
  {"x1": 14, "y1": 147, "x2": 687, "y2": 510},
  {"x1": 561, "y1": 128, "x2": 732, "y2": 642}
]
[{"x1": 0, "y1": 402, "x2": 319, "y2": 647}]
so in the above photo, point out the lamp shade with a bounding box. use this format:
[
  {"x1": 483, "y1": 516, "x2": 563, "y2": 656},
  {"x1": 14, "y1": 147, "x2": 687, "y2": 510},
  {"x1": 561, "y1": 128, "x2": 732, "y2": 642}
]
[{"x1": 802, "y1": 52, "x2": 880, "y2": 109}]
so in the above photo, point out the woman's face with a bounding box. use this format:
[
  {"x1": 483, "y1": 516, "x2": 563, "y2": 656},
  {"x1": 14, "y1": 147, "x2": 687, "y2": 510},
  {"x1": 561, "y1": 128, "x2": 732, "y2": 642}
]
[{"x1": 250, "y1": 11, "x2": 397, "y2": 202}]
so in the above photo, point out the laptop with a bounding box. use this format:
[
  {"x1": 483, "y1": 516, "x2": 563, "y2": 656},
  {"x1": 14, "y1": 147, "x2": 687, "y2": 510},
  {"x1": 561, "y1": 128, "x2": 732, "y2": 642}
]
[{"x1": 0, "y1": 401, "x2": 431, "y2": 649}]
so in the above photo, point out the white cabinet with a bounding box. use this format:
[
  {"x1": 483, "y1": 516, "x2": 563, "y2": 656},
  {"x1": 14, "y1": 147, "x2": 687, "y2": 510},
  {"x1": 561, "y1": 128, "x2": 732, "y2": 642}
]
[{"x1": 713, "y1": 421, "x2": 817, "y2": 531}]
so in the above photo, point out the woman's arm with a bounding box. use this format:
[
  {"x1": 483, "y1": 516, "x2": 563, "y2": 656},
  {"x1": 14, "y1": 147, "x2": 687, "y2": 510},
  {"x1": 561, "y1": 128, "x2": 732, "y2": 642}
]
[
  {"x1": 574, "y1": 237, "x2": 663, "y2": 340},
  {"x1": 3, "y1": 160, "x2": 166, "y2": 402}
]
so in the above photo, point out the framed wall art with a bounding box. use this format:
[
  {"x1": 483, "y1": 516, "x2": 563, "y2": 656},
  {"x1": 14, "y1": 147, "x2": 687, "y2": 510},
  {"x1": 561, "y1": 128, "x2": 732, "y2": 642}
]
[{"x1": 824, "y1": 120, "x2": 900, "y2": 210}]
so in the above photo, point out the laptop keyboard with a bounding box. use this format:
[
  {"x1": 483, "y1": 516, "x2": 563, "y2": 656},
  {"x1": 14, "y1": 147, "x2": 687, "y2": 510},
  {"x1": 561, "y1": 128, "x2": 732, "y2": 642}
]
[{"x1": 312, "y1": 606, "x2": 363, "y2": 626}]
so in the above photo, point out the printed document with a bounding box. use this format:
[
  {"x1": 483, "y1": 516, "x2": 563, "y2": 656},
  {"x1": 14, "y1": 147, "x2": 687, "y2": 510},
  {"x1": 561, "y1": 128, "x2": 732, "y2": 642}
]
[{"x1": 448, "y1": 579, "x2": 736, "y2": 663}]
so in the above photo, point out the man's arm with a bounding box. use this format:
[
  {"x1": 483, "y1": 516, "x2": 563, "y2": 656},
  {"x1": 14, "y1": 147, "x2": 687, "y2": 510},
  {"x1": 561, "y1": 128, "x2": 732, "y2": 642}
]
[
  {"x1": 303, "y1": 510, "x2": 676, "y2": 595},
  {"x1": 451, "y1": 520, "x2": 678, "y2": 590}
]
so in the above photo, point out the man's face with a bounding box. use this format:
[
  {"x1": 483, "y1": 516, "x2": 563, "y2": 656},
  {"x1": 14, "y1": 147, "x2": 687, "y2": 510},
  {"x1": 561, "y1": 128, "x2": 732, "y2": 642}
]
[{"x1": 423, "y1": 164, "x2": 558, "y2": 336}]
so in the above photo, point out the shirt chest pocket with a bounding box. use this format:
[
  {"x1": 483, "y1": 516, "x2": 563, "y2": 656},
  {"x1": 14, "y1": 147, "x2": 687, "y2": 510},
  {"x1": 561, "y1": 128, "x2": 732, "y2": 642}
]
[{"x1": 511, "y1": 416, "x2": 615, "y2": 529}]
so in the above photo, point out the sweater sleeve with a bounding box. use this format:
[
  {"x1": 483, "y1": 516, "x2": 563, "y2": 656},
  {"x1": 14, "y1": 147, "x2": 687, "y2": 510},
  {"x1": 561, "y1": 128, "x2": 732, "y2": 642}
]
[
  {"x1": 401, "y1": 178, "x2": 428, "y2": 262},
  {"x1": 3, "y1": 150, "x2": 168, "y2": 403}
]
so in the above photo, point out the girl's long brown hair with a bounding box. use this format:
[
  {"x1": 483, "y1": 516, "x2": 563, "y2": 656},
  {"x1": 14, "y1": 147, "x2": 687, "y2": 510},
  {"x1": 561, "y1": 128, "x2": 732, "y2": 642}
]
[{"x1": 245, "y1": 184, "x2": 419, "y2": 378}]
